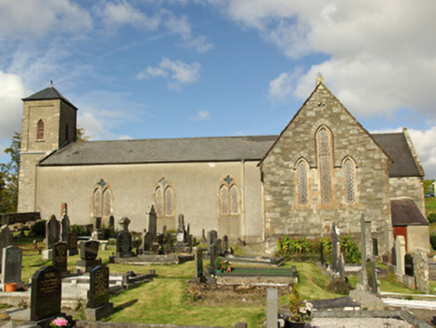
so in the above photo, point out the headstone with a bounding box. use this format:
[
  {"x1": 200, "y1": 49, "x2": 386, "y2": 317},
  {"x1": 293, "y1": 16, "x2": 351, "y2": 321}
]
[
  {"x1": 116, "y1": 217, "x2": 133, "y2": 258},
  {"x1": 60, "y1": 203, "x2": 68, "y2": 217},
  {"x1": 208, "y1": 230, "x2": 218, "y2": 245},
  {"x1": 266, "y1": 288, "x2": 278, "y2": 328},
  {"x1": 223, "y1": 235, "x2": 229, "y2": 254},
  {"x1": 202, "y1": 229, "x2": 207, "y2": 243},
  {"x1": 148, "y1": 205, "x2": 157, "y2": 237},
  {"x1": 143, "y1": 232, "x2": 155, "y2": 252},
  {"x1": 53, "y1": 242, "x2": 68, "y2": 274},
  {"x1": 395, "y1": 236, "x2": 406, "y2": 276},
  {"x1": 94, "y1": 217, "x2": 104, "y2": 240},
  {"x1": 331, "y1": 222, "x2": 340, "y2": 272},
  {"x1": 0, "y1": 225, "x2": 13, "y2": 273},
  {"x1": 30, "y1": 266, "x2": 62, "y2": 321},
  {"x1": 207, "y1": 230, "x2": 218, "y2": 274},
  {"x1": 194, "y1": 248, "x2": 204, "y2": 279},
  {"x1": 68, "y1": 231, "x2": 78, "y2": 256},
  {"x1": 320, "y1": 241, "x2": 325, "y2": 265},
  {"x1": 60, "y1": 213, "x2": 70, "y2": 247},
  {"x1": 1, "y1": 245, "x2": 22, "y2": 284},
  {"x1": 45, "y1": 215, "x2": 60, "y2": 250},
  {"x1": 370, "y1": 259, "x2": 378, "y2": 293},
  {"x1": 364, "y1": 219, "x2": 373, "y2": 259},
  {"x1": 338, "y1": 253, "x2": 346, "y2": 279},
  {"x1": 109, "y1": 216, "x2": 115, "y2": 229},
  {"x1": 412, "y1": 249, "x2": 430, "y2": 294},
  {"x1": 87, "y1": 266, "x2": 110, "y2": 308},
  {"x1": 359, "y1": 214, "x2": 368, "y2": 289},
  {"x1": 77, "y1": 240, "x2": 101, "y2": 273}
]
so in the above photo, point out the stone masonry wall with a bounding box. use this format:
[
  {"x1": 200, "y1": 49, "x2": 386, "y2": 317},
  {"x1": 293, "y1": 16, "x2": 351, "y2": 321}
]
[
  {"x1": 261, "y1": 83, "x2": 391, "y2": 253},
  {"x1": 389, "y1": 177, "x2": 425, "y2": 215}
]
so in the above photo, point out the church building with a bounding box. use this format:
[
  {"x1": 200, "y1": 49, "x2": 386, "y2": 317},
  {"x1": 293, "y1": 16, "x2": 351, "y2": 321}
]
[{"x1": 17, "y1": 79, "x2": 429, "y2": 254}]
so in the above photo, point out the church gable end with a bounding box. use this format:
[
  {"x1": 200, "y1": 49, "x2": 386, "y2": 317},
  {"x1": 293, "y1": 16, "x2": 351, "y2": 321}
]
[{"x1": 261, "y1": 82, "x2": 391, "y2": 252}]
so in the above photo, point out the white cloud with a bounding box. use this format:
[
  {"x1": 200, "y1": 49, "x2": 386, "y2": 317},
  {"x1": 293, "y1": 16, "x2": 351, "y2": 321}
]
[
  {"x1": 268, "y1": 68, "x2": 303, "y2": 101},
  {"x1": 0, "y1": 72, "x2": 27, "y2": 139},
  {"x1": 211, "y1": 0, "x2": 436, "y2": 121},
  {"x1": 408, "y1": 128, "x2": 436, "y2": 179},
  {"x1": 0, "y1": 0, "x2": 92, "y2": 38},
  {"x1": 96, "y1": 0, "x2": 160, "y2": 30},
  {"x1": 192, "y1": 111, "x2": 211, "y2": 121},
  {"x1": 136, "y1": 58, "x2": 201, "y2": 90}
]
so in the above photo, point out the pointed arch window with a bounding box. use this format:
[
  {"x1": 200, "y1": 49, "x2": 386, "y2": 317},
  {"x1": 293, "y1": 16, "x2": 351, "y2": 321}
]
[
  {"x1": 297, "y1": 159, "x2": 309, "y2": 205},
  {"x1": 317, "y1": 127, "x2": 333, "y2": 204},
  {"x1": 37, "y1": 119, "x2": 44, "y2": 140},
  {"x1": 92, "y1": 179, "x2": 112, "y2": 219},
  {"x1": 343, "y1": 158, "x2": 356, "y2": 204},
  {"x1": 219, "y1": 175, "x2": 239, "y2": 216},
  {"x1": 154, "y1": 177, "x2": 175, "y2": 218}
]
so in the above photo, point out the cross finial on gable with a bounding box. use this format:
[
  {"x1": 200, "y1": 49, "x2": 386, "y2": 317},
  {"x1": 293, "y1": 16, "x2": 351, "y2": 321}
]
[{"x1": 316, "y1": 73, "x2": 324, "y2": 86}]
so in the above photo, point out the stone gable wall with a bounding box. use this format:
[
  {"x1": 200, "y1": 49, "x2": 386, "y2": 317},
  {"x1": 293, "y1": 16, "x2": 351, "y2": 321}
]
[
  {"x1": 261, "y1": 84, "x2": 391, "y2": 253},
  {"x1": 389, "y1": 177, "x2": 425, "y2": 214}
]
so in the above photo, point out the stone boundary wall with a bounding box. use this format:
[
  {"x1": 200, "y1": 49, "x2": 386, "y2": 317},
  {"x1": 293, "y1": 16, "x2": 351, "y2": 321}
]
[
  {"x1": 75, "y1": 322, "x2": 247, "y2": 328},
  {"x1": 1, "y1": 212, "x2": 41, "y2": 225}
]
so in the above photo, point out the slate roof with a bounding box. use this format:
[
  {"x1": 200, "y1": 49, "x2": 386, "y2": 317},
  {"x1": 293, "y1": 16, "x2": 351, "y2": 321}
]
[
  {"x1": 391, "y1": 199, "x2": 428, "y2": 226},
  {"x1": 39, "y1": 135, "x2": 278, "y2": 166},
  {"x1": 22, "y1": 86, "x2": 78, "y2": 110},
  {"x1": 371, "y1": 133, "x2": 422, "y2": 177},
  {"x1": 39, "y1": 132, "x2": 421, "y2": 178}
]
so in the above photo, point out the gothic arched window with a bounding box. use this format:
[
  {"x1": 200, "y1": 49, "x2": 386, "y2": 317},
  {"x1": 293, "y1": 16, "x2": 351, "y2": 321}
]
[
  {"x1": 343, "y1": 158, "x2": 356, "y2": 204},
  {"x1": 219, "y1": 175, "x2": 239, "y2": 216},
  {"x1": 92, "y1": 179, "x2": 112, "y2": 219},
  {"x1": 154, "y1": 177, "x2": 175, "y2": 218},
  {"x1": 317, "y1": 127, "x2": 333, "y2": 204},
  {"x1": 297, "y1": 159, "x2": 309, "y2": 205},
  {"x1": 37, "y1": 119, "x2": 44, "y2": 140}
]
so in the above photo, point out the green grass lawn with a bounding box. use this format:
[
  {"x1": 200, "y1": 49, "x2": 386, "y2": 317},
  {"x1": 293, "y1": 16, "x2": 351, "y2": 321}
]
[{"x1": 9, "y1": 242, "x2": 436, "y2": 328}]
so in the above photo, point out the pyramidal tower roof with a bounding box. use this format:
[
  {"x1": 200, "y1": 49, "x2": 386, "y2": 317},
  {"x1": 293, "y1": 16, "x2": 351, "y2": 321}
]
[{"x1": 22, "y1": 84, "x2": 78, "y2": 110}]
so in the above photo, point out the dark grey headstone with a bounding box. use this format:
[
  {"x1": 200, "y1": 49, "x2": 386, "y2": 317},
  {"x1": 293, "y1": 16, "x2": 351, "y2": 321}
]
[
  {"x1": 195, "y1": 248, "x2": 204, "y2": 278},
  {"x1": 53, "y1": 242, "x2": 68, "y2": 273},
  {"x1": 207, "y1": 230, "x2": 218, "y2": 246},
  {"x1": 331, "y1": 222, "x2": 339, "y2": 273},
  {"x1": 0, "y1": 225, "x2": 13, "y2": 272},
  {"x1": 88, "y1": 265, "x2": 110, "y2": 309},
  {"x1": 46, "y1": 215, "x2": 60, "y2": 249},
  {"x1": 109, "y1": 216, "x2": 115, "y2": 229},
  {"x1": 80, "y1": 240, "x2": 100, "y2": 261},
  {"x1": 143, "y1": 232, "x2": 155, "y2": 251},
  {"x1": 69, "y1": 231, "x2": 78, "y2": 255},
  {"x1": 148, "y1": 205, "x2": 157, "y2": 237},
  {"x1": 30, "y1": 266, "x2": 62, "y2": 321},
  {"x1": 1, "y1": 245, "x2": 22, "y2": 284},
  {"x1": 116, "y1": 231, "x2": 132, "y2": 258},
  {"x1": 60, "y1": 214, "x2": 70, "y2": 247}
]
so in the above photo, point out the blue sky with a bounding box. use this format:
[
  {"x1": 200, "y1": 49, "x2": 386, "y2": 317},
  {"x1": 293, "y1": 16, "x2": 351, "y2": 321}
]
[{"x1": 1, "y1": 0, "x2": 436, "y2": 177}]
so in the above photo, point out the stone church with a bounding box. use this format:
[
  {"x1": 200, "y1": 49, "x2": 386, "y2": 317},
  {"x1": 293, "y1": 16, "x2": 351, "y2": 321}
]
[{"x1": 17, "y1": 79, "x2": 429, "y2": 254}]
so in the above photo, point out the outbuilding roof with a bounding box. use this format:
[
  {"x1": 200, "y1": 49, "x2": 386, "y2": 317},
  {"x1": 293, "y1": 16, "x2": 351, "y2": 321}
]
[
  {"x1": 38, "y1": 132, "x2": 421, "y2": 178},
  {"x1": 391, "y1": 198, "x2": 428, "y2": 226}
]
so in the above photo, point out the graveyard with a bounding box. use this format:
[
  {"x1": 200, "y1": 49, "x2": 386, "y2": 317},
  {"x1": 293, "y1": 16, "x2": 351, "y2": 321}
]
[{"x1": 0, "y1": 212, "x2": 435, "y2": 328}]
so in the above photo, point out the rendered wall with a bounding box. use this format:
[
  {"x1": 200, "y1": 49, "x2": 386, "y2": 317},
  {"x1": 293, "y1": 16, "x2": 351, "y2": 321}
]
[
  {"x1": 407, "y1": 225, "x2": 430, "y2": 253},
  {"x1": 35, "y1": 161, "x2": 264, "y2": 242}
]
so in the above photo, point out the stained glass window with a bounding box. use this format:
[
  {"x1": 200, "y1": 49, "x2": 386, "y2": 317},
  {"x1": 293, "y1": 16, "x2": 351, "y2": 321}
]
[
  {"x1": 344, "y1": 159, "x2": 355, "y2": 204},
  {"x1": 165, "y1": 186, "x2": 174, "y2": 216},
  {"x1": 93, "y1": 188, "x2": 102, "y2": 217},
  {"x1": 297, "y1": 160, "x2": 309, "y2": 205},
  {"x1": 155, "y1": 185, "x2": 164, "y2": 217},
  {"x1": 103, "y1": 188, "x2": 111, "y2": 217},
  {"x1": 219, "y1": 185, "x2": 229, "y2": 215}
]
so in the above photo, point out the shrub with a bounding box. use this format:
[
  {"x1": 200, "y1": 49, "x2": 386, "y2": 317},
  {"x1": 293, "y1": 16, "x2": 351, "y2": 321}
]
[
  {"x1": 30, "y1": 220, "x2": 46, "y2": 237},
  {"x1": 71, "y1": 224, "x2": 90, "y2": 237},
  {"x1": 430, "y1": 233, "x2": 436, "y2": 250},
  {"x1": 427, "y1": 213, "x2": 436, "y2": 224}
]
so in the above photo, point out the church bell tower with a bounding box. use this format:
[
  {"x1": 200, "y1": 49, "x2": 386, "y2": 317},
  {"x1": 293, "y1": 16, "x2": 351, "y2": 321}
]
[{"x1": 18, "y1": 84, "x2": 78, "y2": 213}]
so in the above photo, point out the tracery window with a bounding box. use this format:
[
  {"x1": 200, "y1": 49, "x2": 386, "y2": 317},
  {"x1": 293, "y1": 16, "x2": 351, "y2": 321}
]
[
  {"x1": 317, "y1": 127, "x2": 333, "y2": 204},
  {"x1": 219, "y1": 175, "x2": 239, "y2": 216},
  {"x1": 155, "y1": 177, "x2": 174, "y2": 217},
  {"x1": 93, "y1": 179, "x2": 112, "y2": 218},
  {"x1": 37, "y1": 119, "x2": 44, "y2": 140},
  {"x1": 343, "y1": 158, "x2": 356, "y2": 204},
  {"x1": 297, "y1": 159, "x2": 309, "y2": 205}
]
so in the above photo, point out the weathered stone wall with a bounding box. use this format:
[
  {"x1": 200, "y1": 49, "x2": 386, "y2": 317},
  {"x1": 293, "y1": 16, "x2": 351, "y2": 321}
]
[
  {"x1": 34, "y1": 161, "x2": 264, "y2": 242},
  {"x1": 261, "y1": 83, "x2": 391, "y2": 253},
  {"x1": 18, "y1": 98, "x2": 77, "y2": 213},
  {"x1": 389, "y1": 177, "x2": 425, "y2": 214},
  {"x1": 1, "y1": 212, "x2": 41, "y2": 225}
]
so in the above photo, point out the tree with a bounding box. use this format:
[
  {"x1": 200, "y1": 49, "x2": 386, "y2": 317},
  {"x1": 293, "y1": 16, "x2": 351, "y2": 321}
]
[
  {"x1": 76, "y1": 126, "x2": 90, "y2": 142},
  {"x1": 0, "y1": 132, "x2": 21, "y2": 213}
]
